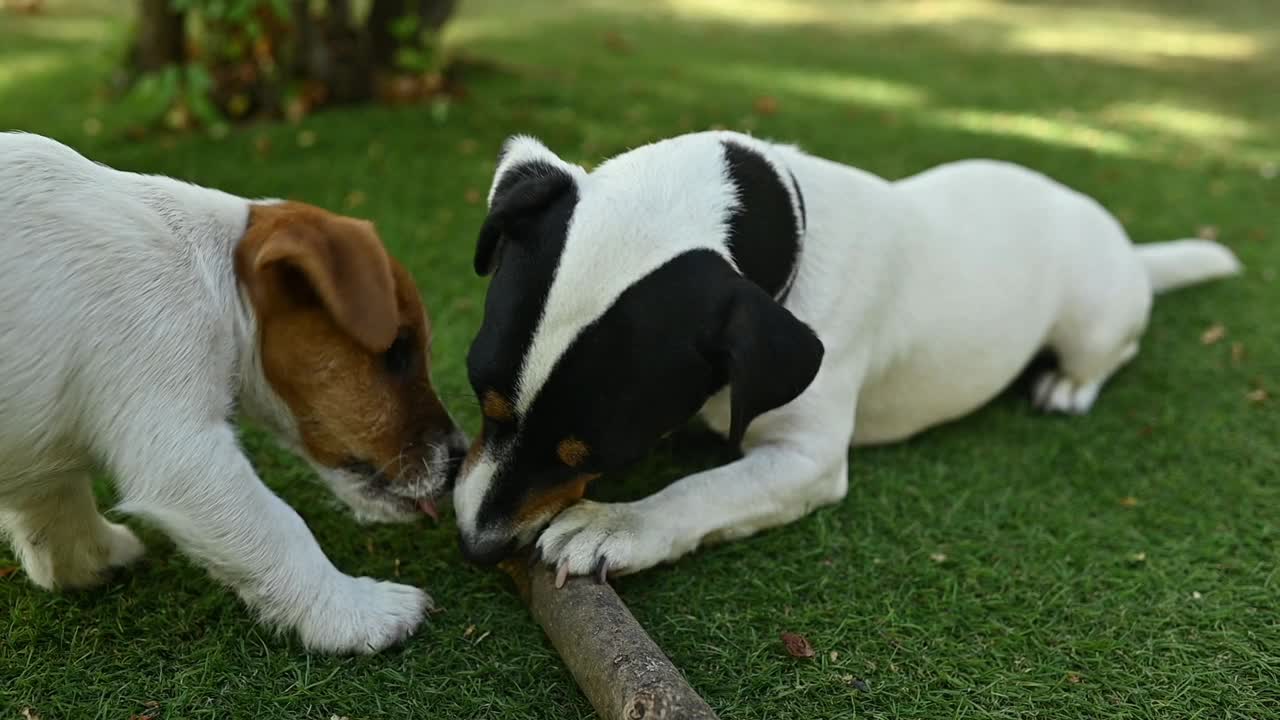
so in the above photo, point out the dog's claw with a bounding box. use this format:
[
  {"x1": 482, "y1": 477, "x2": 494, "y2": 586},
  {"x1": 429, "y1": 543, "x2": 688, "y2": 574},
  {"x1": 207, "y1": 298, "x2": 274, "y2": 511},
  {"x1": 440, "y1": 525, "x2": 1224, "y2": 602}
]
[
  {"x1": 554, "y1": 563, "x2": 569, "y2": 589},
  {"x1": 593, "y1": 556, "x2": 608, "y2": 585}
]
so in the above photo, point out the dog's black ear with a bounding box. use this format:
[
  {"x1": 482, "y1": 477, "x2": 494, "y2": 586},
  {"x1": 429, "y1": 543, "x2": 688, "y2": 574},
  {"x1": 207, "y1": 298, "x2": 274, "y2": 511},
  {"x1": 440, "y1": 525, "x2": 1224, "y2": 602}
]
[
  {"x1": 710, "y1": 278, "x2": 825, "y2": 447},
  {"x1": 475, "y1": 137, "x2": 577, "y2": 276}
]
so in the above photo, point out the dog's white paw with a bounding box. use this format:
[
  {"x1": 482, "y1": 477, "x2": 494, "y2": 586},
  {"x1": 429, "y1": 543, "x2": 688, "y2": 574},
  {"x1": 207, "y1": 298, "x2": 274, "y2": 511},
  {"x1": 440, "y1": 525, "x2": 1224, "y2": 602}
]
[
  {"x1": 1032, "y1": 371, "x2": 1100, "y2": 415},
  {"x1": 536, "y1": 500, "x2": 678, "y2": 581},
  {"x1": 21, "y1": 520, "x2": 147, "y2": 591},
  {"x1": 295, "y1": 577, "x2": 431, "y2": 655},
  {"x1": 104, "y1": 521, "x2": 147, "y2": 569}
]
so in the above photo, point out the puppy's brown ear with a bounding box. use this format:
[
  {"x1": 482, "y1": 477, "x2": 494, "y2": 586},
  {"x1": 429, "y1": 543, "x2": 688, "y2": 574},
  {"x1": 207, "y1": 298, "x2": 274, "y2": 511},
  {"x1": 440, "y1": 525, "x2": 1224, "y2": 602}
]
[{"x1": 243, "y1": 209, "x2": 399, "y2": 352}]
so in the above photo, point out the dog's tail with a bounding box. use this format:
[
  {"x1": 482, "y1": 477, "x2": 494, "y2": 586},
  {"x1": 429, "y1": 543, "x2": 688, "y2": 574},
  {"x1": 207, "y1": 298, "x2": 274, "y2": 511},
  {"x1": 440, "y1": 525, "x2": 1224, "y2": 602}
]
[{"x1": 1137, "y1": 239, "x2": 1242, "y2": 294}]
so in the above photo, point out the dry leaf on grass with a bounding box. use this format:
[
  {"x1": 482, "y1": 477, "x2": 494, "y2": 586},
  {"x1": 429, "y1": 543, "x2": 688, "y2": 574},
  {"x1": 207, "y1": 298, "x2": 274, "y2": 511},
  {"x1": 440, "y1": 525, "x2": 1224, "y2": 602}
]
[
  {"x1": 1200, "y1": 323, "x2": 1226, "y2": 345},
  {"x1": 296, "y1": 130, "x2": 318, "y2": 148},
  {"x1": 929, "y1": 552, "x2": 948, "y2": 563},
  {"x1": 753, "y1": 96, "x2": 779, "y2": 116},
  {"x1": 1232, "y1": 342, "x2": 1246, "y2": 365},
  {"x1": 1191, "y1": 591, "x2": 1203, "y2": 600},
  {"x1": 464, "y1": 189, "x2": 483, "y2": 205},
  {"x1": 1130, "y1": 551, "x2": 1147, "y2": 563},
  {"x1": 1119, "y1": 496, "x2": 1139, "y2": 508},
  {"x1": 1247, "y1": 388, "x2": 1269, "y2": 404},
  {"x1": 344, "y1": 191, "x2": 366, "y2": 210},
  {"x1": 0, "y1": 566, "x2": 17, "y2": 578},
  {"x1": 1197, "y1": 225, "x2": 1219, "y2": 241},
  {"x1": 1067, "y1": 673, "x2": 1083, "y2": 684},
  {"x1": 20, "y1": 708, "x2": 41, "y2": 720},
  {"x1": 603, "y1": 31, "x2": 631, "y2": 53},
  {"x1": 781, "y1": 631, "x2": 816, "y2": 659}
]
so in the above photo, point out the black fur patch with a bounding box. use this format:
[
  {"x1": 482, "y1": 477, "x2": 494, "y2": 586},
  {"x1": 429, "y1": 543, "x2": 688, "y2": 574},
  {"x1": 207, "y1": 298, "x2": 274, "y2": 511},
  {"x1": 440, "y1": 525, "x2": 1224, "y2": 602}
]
[
  {"x1": 467, "y1": 163, "x2": 578, "y2": 443},
  {"x1": 468, "y1": 249, "x2": 823, "y2": 536},
  {"x1": 720, "y1": 140, "x2": 802, "y2": 299}
]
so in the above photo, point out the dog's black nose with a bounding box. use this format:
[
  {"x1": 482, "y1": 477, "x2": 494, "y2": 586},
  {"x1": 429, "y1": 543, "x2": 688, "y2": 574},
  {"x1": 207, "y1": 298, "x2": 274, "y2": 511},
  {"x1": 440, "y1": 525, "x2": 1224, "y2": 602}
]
[{"x1": 459, "y1": 532, "x2": 515, "y2": 566}]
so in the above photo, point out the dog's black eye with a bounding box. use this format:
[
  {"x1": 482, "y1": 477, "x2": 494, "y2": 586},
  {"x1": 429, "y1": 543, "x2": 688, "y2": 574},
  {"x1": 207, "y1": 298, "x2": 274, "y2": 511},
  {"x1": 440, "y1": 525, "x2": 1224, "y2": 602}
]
[{"x1": 383, "y1": 330, "x2": 415, "y2": 375}]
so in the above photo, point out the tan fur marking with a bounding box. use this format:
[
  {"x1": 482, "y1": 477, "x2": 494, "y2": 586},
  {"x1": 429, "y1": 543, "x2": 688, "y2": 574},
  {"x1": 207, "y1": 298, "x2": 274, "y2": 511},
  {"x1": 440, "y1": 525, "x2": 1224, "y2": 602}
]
[
  {"x1": 516, "y1": 474, "x2": 600, "y2": 526},
  {"x1": 237, "y1": 202, "x2": 454, "y2": 482},
  {"x1": 482, "y1": 390, "x2": 514, "y2": 422},
  {"x1": 556, "y1": 437, "x2": 589, "y2": 468}
]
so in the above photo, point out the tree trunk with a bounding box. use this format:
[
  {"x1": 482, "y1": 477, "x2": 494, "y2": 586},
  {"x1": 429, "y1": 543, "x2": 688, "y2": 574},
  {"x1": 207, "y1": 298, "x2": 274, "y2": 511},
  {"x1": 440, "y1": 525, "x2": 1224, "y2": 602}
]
[
  {"x1": 366, "y1": 0, "x2": 407, "y2": 71},
  {"x1": 132, "y1": 0, "x2": 185, "y2": 72},
  {"x1": 418, "y1": 0, "x2": 457, "y2": 32}
]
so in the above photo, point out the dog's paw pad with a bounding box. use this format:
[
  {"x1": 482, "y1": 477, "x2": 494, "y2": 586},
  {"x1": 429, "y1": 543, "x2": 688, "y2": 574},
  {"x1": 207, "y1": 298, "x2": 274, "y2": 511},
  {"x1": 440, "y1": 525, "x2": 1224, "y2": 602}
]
[{"x1": 1032, "y1": 372, "x2": 1100, "y2": 415}]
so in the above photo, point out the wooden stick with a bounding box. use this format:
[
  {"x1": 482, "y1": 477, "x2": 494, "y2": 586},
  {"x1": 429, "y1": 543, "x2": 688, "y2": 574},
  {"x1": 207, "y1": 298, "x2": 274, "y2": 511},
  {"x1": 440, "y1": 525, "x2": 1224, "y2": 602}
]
[{"x1": 504, "y1": 558, "x2": 720, "y2": 720}]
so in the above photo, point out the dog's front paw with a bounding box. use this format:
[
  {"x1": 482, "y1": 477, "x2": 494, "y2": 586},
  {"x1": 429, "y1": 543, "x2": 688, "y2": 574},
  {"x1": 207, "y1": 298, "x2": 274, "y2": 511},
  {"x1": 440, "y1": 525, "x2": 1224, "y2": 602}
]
[
  {"x1": 296, "y1": 577, "x2": 431, "y2": 654},
  {"x1": 536, "y1": 500, "x2": 680, "y2": 583}
]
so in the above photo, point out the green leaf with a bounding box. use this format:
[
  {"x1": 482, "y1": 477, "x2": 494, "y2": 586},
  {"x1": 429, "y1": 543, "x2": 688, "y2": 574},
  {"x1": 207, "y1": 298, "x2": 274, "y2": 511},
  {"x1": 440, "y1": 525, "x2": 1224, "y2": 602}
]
[{"x1": 390, "y1": 13, "x2": 420, "y2": 41}]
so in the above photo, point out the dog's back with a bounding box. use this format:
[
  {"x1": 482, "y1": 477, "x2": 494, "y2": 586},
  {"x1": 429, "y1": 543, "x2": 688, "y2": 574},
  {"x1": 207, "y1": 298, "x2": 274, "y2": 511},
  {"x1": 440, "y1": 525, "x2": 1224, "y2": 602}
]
[{"x1": 0, "y1": 134, "x2": 245, "y2": 481}]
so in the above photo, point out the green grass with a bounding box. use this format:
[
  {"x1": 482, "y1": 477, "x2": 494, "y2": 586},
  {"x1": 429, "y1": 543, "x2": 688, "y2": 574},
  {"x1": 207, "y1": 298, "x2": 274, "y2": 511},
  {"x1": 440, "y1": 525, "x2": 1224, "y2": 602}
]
[{"x1": 3, "y1": 0, "x2": 1279, "y2": 717}]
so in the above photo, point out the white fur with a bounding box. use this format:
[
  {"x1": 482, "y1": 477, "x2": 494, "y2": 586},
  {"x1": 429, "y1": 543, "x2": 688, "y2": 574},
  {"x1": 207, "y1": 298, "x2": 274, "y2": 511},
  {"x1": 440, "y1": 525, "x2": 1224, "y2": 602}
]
[
  {"x1": 0, "y1": 133, "x2": 429, "y2": 654},
  {"x1": 525, "y1": 133, "x2": 1241, "y2": 578}
]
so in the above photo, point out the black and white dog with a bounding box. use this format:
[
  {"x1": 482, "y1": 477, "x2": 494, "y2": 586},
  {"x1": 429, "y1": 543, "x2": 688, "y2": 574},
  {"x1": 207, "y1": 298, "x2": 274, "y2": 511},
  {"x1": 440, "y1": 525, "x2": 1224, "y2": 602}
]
[{"x1": 453, "y1": 131, "x2": 1241, "y2": 581}]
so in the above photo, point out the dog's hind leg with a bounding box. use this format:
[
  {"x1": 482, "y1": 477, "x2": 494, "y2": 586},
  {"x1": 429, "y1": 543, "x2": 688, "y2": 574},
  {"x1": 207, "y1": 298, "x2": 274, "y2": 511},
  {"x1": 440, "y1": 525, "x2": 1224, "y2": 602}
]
[
  {"x1": 1033, "y1": 269, "x2": 1151, "y2": 415},
  {"x1": 0, "y1": 470, "x2": 146, "y2": 590}
]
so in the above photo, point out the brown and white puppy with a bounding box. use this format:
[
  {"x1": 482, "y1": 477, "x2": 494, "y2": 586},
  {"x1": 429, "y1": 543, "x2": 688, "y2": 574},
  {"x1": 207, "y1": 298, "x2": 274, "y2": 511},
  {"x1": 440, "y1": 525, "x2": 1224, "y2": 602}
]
[{"x1": 0, "y1": 132, "x2": 465, "y2": 654}]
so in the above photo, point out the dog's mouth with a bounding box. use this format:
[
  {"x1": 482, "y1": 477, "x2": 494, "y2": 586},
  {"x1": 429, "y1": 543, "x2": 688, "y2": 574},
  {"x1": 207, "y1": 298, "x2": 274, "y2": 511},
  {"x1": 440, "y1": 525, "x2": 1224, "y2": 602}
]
[{"x1": 334, "y1": 451, "x2": 463, "y2": 523}]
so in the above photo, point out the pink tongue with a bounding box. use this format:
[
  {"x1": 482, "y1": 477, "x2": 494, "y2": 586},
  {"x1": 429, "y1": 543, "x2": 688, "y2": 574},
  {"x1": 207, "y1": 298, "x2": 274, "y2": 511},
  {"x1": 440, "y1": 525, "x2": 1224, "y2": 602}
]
[{"x1": 418, "y1": 499, "x2": 440, "y2": 523}]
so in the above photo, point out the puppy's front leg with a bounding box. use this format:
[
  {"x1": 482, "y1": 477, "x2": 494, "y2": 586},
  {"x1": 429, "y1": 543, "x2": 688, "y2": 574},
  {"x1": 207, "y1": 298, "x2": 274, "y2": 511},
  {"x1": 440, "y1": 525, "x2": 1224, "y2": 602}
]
[
  {"x1": 112, "y1": 423, "x2": 429, "y2": 654},
  {"x1": 538, "y1": 369, "x2": 859, "y2": 579}
]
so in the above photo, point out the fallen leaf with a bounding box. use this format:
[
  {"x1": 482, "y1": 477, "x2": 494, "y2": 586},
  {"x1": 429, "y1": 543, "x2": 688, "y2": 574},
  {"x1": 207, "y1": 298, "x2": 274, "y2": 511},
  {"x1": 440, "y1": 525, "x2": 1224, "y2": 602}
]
[
  {"x1": 1119, "y1": 496, "x2": 1139, "y2": 508},
  {"x1": 344, "y1": 190, "x2": 366, "y2": 210},
  {"x1": 464, "y1": 188, "x2": 482, "y2": 205},
  {"x1": 781, "y1": 631, "x2": 816, "y2": 658},
  {"x1": 603, "y1": 30, "x2": 631, "y2": 53},
  {"x1": 253, "y1": 135, "x2": 271, "y2": 156},
  {"x1": 929, "y1": 552, "x2": 948, "y2": 563},
  {"x1": 1067, "y1": 673, "x2": 1083, "y2": 684},
  {"x1": 82, "y1": 117, "x2": 102, "y2": 137},
  {"x1": 1200, "y1": 323, "x2": 1226, "y2": 345},
  {"x1": 1246, "y1": 388, "x2": 1268, "y2": 404},
  {"x1": 20, "y1": 708, "x2": 41, "y2": 720},
  {"x1": 1232, "y1": 342, "x2": 1246, "y2": 365},
  {"x1": 0, "y1": 566, "x2": 17, "y2": 578},
  {"x1": 286, "y1": 96, "x2": 309, "y2": 123},
  {"x1": 753, "y1": 96, "x2": 779, "y2": 116},
  {"x1": 1197, "y1": 225, "x2": 1219, "y2": 241},
  {"x1": 1130, "y1": 551, "x2": 1147, "y2": 563},
  {"x1": 296, "y1": 130, "x2": 317, "y2": 148},
  {"x1": 330, "y1": 716, "x2": 351, "y2": 720},
  {"x1": 1191, "y1": 591, "x2": 1203, "y2": 600},
  {"x1": 463, "y1": 624, "x2": 476, "y2": 638},
  {"x1": 829, "y1": 650, "x2": 840, "y2": 662}
]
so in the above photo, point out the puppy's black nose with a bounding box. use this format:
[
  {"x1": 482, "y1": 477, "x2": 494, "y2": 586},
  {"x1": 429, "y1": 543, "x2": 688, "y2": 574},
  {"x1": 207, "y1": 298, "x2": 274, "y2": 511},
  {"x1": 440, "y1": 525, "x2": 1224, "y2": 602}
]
[{"x1": 459, "y1": 532, "x2": 515, "y2": 566}]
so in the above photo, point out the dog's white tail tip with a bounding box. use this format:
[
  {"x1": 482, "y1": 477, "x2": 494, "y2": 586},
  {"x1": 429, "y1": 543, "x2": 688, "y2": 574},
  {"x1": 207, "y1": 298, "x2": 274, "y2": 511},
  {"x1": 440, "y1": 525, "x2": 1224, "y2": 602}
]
[{"x1": 1137, "y1": 239, "x2": 1242, "y2": 294}]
